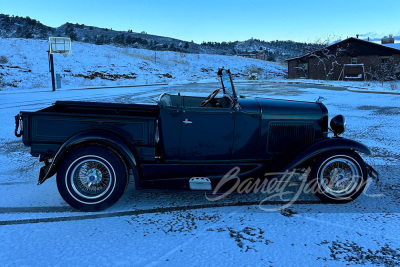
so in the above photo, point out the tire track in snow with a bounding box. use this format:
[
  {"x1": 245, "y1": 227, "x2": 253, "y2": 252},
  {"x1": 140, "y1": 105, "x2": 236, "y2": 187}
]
[
  {"x1": 2, "y1": 91, "x2": 154, "y2": 110},
  {"x1": 0, "y1": 206, "x2": 76, "y2": 213},
  {"x1": 0, "y1": 200, "x2": 321, "y2": 226},
  {"x1": 143, "y1": 209, "x2": 239, "y2": 267},
  {"x1": 293, "y1": 213, "x2": 400, "y2": 242},
  {"x1": 1, "y1": 84, "x2": 168, "y2": 110}
]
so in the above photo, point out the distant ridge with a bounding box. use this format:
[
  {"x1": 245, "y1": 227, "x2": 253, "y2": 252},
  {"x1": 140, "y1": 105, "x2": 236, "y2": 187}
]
[{"x1": 0, "y1": 13, "x2": 323, "y2": 62}]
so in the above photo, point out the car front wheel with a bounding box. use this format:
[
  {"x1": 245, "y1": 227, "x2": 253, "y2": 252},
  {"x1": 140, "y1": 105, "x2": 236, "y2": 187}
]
[
  {"x1": 56, "y1": 145, "x2": 128, "y2": 212},
  {"x1": 308, "y1": 151, "x2": 367, "y2": 203}
]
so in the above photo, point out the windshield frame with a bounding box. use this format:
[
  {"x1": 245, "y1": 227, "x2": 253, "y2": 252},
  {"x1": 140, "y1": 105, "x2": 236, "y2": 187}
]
[{"x1": 218, "y1": 68, "x2": 238, "y2": 103}]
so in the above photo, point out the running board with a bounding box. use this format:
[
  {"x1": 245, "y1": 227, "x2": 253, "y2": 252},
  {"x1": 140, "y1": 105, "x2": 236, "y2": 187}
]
[{"x1": 189, "y1": 177, "x2": 212, "y2": 190}]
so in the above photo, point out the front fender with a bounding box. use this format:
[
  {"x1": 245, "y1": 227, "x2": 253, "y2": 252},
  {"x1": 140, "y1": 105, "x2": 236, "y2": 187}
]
[
  {"x1": 38, "y1": 129, "x2": 138, "y2": 185},
  {"x1": 282, "y1": 138, "x2": 372, "y2": 172}
]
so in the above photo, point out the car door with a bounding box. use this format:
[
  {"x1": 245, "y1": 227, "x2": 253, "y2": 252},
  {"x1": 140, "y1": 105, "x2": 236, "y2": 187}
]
[{"x1": 180, "y1": 106, "x2": 235, "y2": 161}]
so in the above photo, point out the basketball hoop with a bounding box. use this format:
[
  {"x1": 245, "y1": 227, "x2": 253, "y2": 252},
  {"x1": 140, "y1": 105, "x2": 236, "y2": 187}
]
[
  {"x1": 49, "y1": 37, "x2": 72, "y2": 55},
  {"x1": 48, "y1": 37, "x2": 72, "y2": 92}
]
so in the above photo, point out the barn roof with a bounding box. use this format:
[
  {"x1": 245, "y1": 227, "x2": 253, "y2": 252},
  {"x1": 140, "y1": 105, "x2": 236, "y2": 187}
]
[{"x1": 286, "y1": 37, "x2": 400, "y2": 61}]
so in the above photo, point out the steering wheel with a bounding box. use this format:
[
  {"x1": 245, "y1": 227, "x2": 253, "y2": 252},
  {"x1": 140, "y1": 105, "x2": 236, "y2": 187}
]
[{"x1": 200, "y1": 89, "x2": 220, "y2": 107}]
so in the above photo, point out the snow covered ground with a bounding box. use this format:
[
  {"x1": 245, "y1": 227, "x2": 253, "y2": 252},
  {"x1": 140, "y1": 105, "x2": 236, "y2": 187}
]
[
  {"x1": 1, "y1": 80, "x2": 400, "y2": 266},
  {"x1": 0, "y1": 38, "x2": 286, "y2": 91},
  {"x1": 1, "y1": 38, "x2": 398, "y2": 95},
  {"x1": 268, "y1": 78, "x2": 400, "y2": 94}
]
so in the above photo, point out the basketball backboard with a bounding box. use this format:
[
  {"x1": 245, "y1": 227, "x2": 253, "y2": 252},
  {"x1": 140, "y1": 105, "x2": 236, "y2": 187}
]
[{"x1": 49, "y1": 37, "x2": 72, "y2": 54}]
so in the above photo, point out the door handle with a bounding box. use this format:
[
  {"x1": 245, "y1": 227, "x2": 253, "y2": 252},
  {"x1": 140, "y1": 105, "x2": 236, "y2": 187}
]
[{"x1": 183, "y1": 118, "x2": 192, "y2": 124}]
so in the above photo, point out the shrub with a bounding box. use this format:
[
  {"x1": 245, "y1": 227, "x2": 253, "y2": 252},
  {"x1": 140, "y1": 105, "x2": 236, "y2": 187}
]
[
  {"x1": 390, "y1": 81, "x2": 398, "y2": 90},
  {"x1": 0, "y1": 56, "x2": 8, "y2": 64},
  {"x1": 0, "y1": 74, "x2": 4, "y2": 90},
  {"x1": 246, "y1": 65, "x2": 263, "y2": 80},
  {"x1": 248, "y1": 72, "x2": 259, "y2": 80}
]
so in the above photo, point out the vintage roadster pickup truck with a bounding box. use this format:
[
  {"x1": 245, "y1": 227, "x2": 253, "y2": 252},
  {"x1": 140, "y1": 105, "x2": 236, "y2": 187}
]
[{"x1": 15, "y1": 68, "x2": 378, "y2": 211}]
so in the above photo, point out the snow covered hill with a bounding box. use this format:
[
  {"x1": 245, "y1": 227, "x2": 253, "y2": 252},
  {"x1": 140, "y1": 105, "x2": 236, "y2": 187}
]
[
  {"x1": 0, "y1": 38, "x2": 286, "y2": 91},
  {"x1": 0, "y1": 14, "x2": 322, "y2": 61}
]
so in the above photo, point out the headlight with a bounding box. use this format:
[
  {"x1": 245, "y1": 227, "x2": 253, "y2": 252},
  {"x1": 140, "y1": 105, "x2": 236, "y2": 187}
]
[{"x1": 330, "y1": 115, "x2": 346, "y2": 136}]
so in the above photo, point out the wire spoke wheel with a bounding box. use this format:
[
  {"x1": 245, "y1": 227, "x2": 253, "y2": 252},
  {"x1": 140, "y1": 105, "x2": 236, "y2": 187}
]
[
  {"x1": 308, "y1": 151, "x2": 367, "y2": 203},
  {"x1": 71, "y1": 159, "x2": 112, "y2": 199},
  {"x1": 57, "y1": 146, "x2": 129, "y2": 212}
]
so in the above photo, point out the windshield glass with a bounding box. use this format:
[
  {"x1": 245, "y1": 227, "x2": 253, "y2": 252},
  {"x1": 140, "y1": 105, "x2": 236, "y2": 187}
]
[{"x1": 220, "y1": 69, "x2": 238, "y2": 100}]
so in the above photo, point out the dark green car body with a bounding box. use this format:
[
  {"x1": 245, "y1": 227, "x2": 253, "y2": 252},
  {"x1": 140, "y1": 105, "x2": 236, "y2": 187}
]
[{"x1": 15, "y1": 68, "x2": 377, "y2": 200}]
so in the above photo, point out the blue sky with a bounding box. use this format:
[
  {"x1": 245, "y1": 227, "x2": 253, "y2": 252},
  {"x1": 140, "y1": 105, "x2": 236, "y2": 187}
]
[{"x1": 1, "y1": 0, "x2": 399, "y2": 43}]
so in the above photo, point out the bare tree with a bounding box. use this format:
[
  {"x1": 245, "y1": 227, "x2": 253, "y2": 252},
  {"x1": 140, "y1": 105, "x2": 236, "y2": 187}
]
[
  {"x1": 366, "y1": 58, "x2": 400, "y2": 86},
  {"x1": 308, "y1": 42, "x2": 350, "y2": 80}
]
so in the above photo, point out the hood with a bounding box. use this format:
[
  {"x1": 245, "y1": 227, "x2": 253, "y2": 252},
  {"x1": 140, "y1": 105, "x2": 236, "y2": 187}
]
[{"x1": 255, "y1": 97, "x2": 324, "y2": 120}]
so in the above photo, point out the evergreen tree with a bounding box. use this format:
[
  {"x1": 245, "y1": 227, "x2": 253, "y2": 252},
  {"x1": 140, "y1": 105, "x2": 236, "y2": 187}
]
[
  {"x1": 96, "y1": 35, "x2": 103, "y2": 45},
  {"x1": 126, "y1": 35, "x2": 133, "y2": 44},
  {"x1": 267, "y1": 52, "x2": 276, "y2": 62},
  {"x1": 39, "y1": 27, "x2": 48, "y2": 39},
  {"x1": 65, "y1": 23, "x2": 78, "y2": 41}
]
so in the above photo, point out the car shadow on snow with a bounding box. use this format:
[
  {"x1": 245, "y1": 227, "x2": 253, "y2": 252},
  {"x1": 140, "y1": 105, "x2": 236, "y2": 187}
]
[{"x1": 119, "y1": 164, "x2": 399, "y2": 215}]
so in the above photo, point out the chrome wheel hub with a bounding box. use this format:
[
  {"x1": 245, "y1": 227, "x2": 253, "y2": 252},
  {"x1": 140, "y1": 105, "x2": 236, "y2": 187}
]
[
  {"x1": 319, "y1": 157, "x2": 361, "y2": 197},
  {"x1": 85, "y1": 168, "x2": 103, "y2": 185},
  {"x1": 71, "y1": 159, "x2": 112, "y2": 199},
  {"x1": 329, "y1": 169, "x2": 350, "y2": 190}
]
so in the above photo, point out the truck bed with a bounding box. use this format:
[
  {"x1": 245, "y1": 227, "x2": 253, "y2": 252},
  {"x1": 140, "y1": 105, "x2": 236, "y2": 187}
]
[{"x1": 20, "y1": 101, "x2": 159, "y2": 162}]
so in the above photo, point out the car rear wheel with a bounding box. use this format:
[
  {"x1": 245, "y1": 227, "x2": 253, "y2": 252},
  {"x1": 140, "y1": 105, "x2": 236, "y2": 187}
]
[
  {"x1": 57, "y1": 145, "x2": 128, "y2": 211},
  {"x1": 308, "y1": 151, "x2": 367, "y2": 203}
]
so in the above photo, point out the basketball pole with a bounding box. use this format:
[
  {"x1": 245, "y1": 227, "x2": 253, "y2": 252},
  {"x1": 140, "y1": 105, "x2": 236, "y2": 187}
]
[{"x1": 47, "y1": 50, "x2": 56, "y2": 92}]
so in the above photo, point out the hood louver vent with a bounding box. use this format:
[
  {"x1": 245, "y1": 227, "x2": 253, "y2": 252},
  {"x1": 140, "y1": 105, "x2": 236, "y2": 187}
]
[{"x1": 268, "y1": 122, "x2": 315, "y2": 153}]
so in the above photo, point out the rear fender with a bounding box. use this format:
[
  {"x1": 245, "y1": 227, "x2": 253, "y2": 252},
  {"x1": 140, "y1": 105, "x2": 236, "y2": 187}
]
[{"x1": 38, "y1": 129, "x2": 139, "y2": 186}]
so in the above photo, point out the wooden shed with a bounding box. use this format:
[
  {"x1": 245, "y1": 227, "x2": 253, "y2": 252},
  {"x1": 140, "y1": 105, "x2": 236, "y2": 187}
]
[{"x1": 286, "y1": 38, "x2": 400, "y2": 80}]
